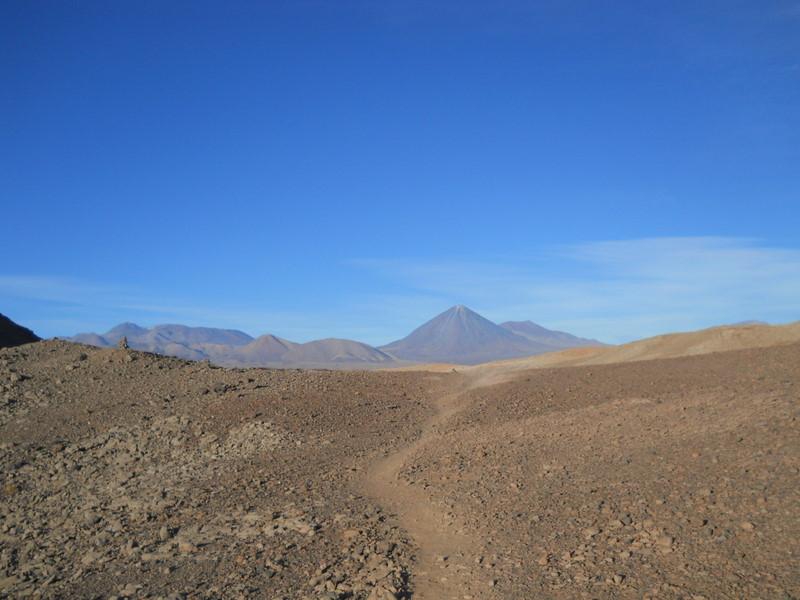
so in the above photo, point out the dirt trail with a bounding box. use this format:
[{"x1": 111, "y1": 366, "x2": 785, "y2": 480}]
[
  {"x1": 362, "y1": 374, "x2": 491, "y2": 599},
  {"x1": 4, "y1": 339, "x2": 799, "y2": 599}
]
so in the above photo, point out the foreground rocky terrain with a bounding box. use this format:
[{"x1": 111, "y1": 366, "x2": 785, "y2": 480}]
[
  {"x1": 0, "y1": 341, "x2": 441, "y2": 599},
  {"x1": 396, "y1": 343, "x2": 800, "y2": 599},
  {"x1": 1, "y1": 336, "x2": 798, "y2": 598}
]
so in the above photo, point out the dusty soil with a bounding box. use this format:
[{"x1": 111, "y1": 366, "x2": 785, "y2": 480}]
[
  {"x1": 1, "y1": 339, "x2": 798, "y2": 599},
  {"x1": 396, "y1": 343, "x2": 800, "y2": 599},
  {"x1": 0, "y1": 341, "x2": 445, "y2": 599}
]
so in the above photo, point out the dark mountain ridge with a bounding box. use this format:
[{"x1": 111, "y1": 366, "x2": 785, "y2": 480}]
[{"x1": 0, "y1": 313, "x2": 40, "y2": 349}]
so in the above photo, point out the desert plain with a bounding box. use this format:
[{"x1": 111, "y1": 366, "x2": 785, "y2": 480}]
[{"x1": 1, "y1": 322, "x2": 799, "y2": 599}]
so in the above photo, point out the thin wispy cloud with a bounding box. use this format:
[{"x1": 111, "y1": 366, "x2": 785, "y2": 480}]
[
  {"x1": 0, "y1": 276, "x2": 311, "y2": 340},
  {"x1": 3, "y1": 237, "x2": 799, "y2": 344},
  {"x1": 0, "y1": 274, "x2": 441, "y2": 344},
  {"x1": 779, "y1": 3, "x2": 800, "y2": 18},
  {"x1": 354, "y1": 237, "x2": 800, "y2": 343}
]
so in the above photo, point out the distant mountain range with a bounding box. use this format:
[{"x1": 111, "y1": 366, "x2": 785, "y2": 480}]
[
  {"x1": 379, "y1": 305, "x2": 602, "y2": 364},
  {"x1": 69, "y1": 305, "x2": 605, "y2": 367},
  {"x1": 0, "y1": 313, "x2": 40, "y2": 349}
]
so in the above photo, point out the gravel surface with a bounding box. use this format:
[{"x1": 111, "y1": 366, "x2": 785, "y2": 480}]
[
  {"x1": 0, "y1": 341, "x2": 442, "y2": 599},
  {"x1": 1, "y1": 339, "x2": 798, "y2": 599}
]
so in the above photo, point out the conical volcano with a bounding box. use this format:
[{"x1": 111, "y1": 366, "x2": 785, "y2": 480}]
[{"x1": 379, "y1": 305, "x2": 537, "y2": 364}]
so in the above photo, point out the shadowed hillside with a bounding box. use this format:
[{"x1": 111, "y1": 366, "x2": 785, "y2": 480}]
[{"x1": 0, "y1": 313, "x2": 40, "y2": 348}]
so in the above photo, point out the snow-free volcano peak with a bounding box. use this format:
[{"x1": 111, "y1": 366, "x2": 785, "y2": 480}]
[{"x1": 379, "y1": 306, "x2": 542, "y2": 364}]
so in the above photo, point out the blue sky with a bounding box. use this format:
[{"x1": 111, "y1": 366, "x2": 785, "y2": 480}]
[{"x1": 2, "y1": 1, "x2": 799, "y2": 344}]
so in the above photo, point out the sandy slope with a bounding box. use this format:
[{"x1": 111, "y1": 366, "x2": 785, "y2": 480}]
[
  {"x1": 467, "y1": 320, "x2": 800, "y2": 378},
  {"x1": 388, "y1": 321, "x2": 800, "y2": 377}
]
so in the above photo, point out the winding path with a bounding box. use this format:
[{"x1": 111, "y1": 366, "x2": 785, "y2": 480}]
[{"x1": 362, "y1": 375, "x2": 488, "y2": 599}]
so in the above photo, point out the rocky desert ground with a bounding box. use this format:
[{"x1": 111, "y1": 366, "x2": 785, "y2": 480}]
[{"x1": 1, "y1": 331, "x2": 798, "y2": 599}]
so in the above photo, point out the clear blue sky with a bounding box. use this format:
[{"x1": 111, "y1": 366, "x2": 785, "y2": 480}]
[{"x1": 2, "y1": 1, "x2": 799, "y2": 344}]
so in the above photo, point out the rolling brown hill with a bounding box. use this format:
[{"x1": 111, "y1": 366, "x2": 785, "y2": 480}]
[
  {"x1": 469, "y1": 320, "x2": 800, "y2": 378},
  {"x1": 211, "y1": 336, "x2": 395, "y2": 368},
  {"x1": 70, "y1": 324, "x2": 394, "y2": 368}
]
